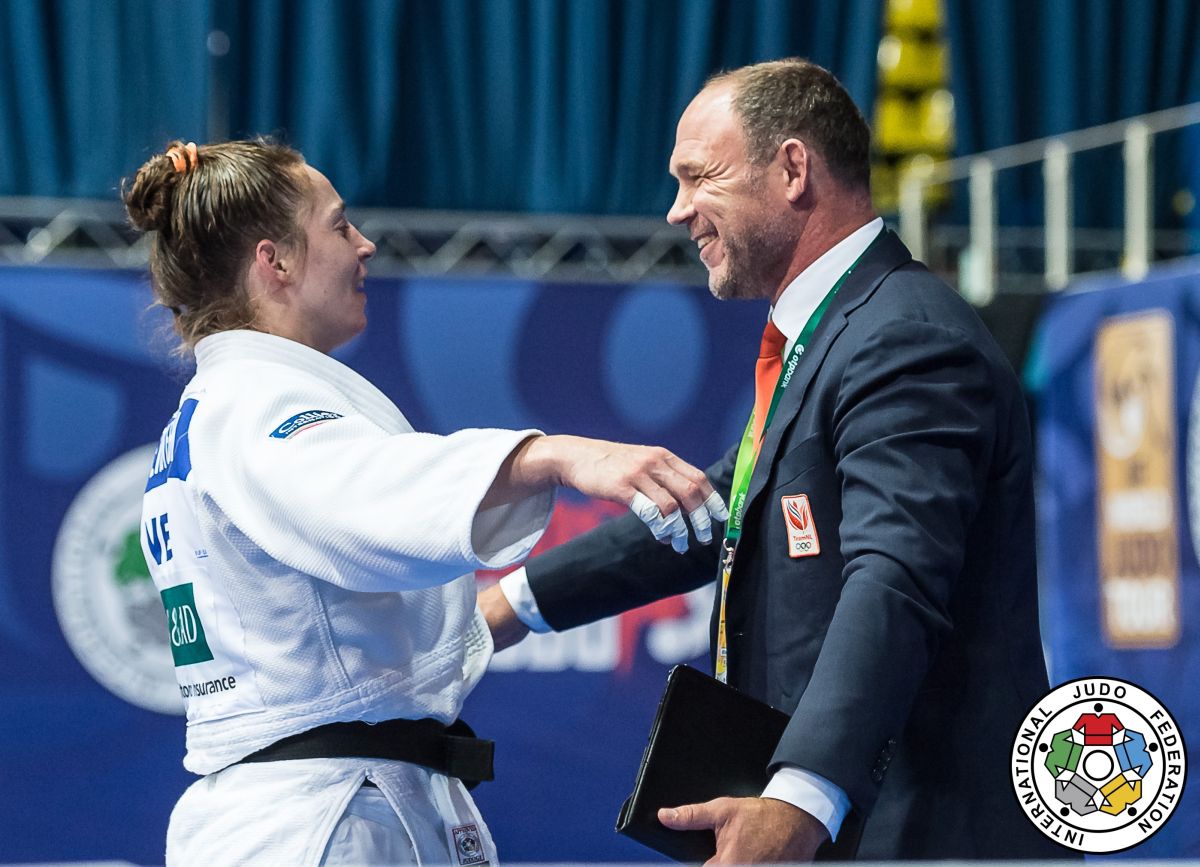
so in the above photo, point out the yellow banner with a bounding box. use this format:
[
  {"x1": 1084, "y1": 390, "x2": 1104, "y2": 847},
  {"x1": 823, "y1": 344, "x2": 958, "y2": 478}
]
[{"x1": 1094, "y1": 310, "x2": 1180, "y2": 648}]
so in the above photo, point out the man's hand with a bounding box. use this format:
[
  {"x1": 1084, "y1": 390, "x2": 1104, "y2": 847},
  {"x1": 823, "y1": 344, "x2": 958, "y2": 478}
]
[
  {"x1": 477, "y1": 583, "x2": 530, "y2": 652},
  {"x1": 658, "y1": 796, "x2": 829, "y2": 864}
]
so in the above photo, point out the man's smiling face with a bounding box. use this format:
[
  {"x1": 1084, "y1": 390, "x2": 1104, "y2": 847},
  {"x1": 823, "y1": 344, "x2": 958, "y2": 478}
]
[{"x1": 666, "y1": 82, "x2": 796, "y2": 302}]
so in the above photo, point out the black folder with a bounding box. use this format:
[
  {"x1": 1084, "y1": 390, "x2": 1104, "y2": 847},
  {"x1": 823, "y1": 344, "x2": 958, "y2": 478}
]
[{"x1": 615, "y1": 664, "x2": 861, "y2": 862}]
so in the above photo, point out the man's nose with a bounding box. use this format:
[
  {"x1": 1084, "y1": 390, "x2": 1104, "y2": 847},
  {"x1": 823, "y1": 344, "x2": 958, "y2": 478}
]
[{"x1": 666, "y1": 189, "x2": 694, "y2": 226}]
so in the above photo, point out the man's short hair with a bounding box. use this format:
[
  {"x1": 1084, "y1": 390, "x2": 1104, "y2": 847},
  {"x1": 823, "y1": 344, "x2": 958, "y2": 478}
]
[{"x1": 709, "y1": 58, "x2": 871, "y2": 191}]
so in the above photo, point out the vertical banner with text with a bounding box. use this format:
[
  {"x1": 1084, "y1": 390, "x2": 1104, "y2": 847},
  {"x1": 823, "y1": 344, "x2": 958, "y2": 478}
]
[
  {"x1": 1033, "y1": 264, "x2": 1200, "y2": 858},
  {"x1": 1094, "y1": 311, "x2": 1181, "y2": 648}
]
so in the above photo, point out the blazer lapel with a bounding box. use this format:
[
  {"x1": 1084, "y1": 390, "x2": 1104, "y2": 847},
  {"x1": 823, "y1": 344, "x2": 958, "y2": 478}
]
[{"x1": 742, "y1": 230, "x2": 913, "y2": 511}]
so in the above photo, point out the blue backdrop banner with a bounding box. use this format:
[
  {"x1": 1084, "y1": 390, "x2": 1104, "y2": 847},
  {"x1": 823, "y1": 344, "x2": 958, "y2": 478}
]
[
  {"x1": 13, "y1": 259, "x2": 1198, "y2": 862},
  {"x1": 1030, "y1": 259, "x2": 1200, "y2": 858},
  {"x1": 0, "y1": 264, "x2": 768, "y2": 864}
]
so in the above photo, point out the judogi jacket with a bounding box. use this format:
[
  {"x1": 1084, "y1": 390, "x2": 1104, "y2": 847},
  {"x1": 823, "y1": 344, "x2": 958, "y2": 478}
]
[{"x1": 141, "y1": 329, "x2": 553, "y2": 775}]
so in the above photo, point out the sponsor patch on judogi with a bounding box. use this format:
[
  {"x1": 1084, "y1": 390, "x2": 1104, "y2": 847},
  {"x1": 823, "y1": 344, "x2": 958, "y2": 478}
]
[
  {"x1": 268, "y1": 410, "x2": 343, "y2": 439},
  {"x1": 781, "y1": 493, "x2": 820, "y2": 558}
]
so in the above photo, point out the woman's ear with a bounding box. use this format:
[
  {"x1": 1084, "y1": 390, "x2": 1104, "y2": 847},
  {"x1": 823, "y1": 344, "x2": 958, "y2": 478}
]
[{"x1": 251, "y1": 239, "x2": 293, "y2": 287}]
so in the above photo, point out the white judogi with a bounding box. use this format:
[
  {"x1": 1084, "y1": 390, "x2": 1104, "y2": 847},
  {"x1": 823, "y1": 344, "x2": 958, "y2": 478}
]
[{"x1": 141, "y1": 330, "x2": 554, "y2": 866}]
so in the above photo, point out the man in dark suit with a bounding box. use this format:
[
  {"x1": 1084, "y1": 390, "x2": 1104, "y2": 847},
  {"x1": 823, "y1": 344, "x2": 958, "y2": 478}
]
[{"x1": 480, "y1": 58, "x2": 1063, "y2": 862}]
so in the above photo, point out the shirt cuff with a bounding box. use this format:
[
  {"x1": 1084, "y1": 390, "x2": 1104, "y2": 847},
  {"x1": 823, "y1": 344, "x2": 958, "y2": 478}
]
[
  {"x1": 498, "y1": 567, "x2": 552, "y2": 633},
  {"x1": 760, "y1": 765, "x2": 851, "y2": 842}
]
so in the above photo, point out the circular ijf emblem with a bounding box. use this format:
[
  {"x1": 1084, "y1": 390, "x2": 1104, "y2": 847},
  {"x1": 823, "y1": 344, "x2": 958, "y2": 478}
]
[
  {"x1": 51, "y1": 444, "x2": 184, "y2": 716},
  {"x1": 1011, "y1": 676, "x2": 1186, "y2": 853}
]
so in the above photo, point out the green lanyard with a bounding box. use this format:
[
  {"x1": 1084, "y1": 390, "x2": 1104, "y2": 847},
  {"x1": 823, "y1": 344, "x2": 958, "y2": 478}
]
[
  {"x1": 724, "y1": 236, "x2": 877, "y2": 543},
  {"x1": 714, "y1": 231, "x2": 879, "y2": 683}
]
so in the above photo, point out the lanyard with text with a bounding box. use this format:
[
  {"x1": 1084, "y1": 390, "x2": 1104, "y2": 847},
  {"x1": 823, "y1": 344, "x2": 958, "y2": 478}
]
[{"x1": 713, "y1": 236, "x2": 878, "y2": 684}]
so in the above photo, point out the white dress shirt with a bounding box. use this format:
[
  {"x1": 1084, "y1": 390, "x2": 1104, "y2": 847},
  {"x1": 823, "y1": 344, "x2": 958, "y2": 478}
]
[{"x1": 500, "y1": 217, "x2": 885, "y2": 841}]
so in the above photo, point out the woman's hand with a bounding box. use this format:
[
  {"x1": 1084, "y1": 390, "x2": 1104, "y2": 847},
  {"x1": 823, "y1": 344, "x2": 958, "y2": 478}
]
[{"x1": 498, "y1": 435, "x2": 728, "y2": 552}]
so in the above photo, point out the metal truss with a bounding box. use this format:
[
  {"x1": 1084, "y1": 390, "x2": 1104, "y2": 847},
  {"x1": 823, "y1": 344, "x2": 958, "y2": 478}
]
[
  {"x1": 3, "y1": 196, "x2": 1191, "y2": 296},
  {"x1": 0, "y1": 197, "x2": 153, "y2": 270},
  {"x1": 0, "y1": 197, "x2": 709, "y2": 284}
]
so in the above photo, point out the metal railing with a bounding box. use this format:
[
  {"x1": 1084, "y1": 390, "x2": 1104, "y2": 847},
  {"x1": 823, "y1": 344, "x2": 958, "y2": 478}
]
[{"x1": 899, "y1": 101, "x2": 1200, "y2": 305}]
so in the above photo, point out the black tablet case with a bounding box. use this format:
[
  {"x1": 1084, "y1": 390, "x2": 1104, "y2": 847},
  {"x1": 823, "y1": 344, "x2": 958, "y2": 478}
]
[{"x1": 615, "y1": 664, "x2": 861, "y2": 862}]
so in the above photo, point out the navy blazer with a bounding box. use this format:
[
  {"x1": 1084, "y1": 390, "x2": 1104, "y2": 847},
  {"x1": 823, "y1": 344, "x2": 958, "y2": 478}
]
[{"x1": 526, "y1": 232, "x2": 1068, "y2": 859}]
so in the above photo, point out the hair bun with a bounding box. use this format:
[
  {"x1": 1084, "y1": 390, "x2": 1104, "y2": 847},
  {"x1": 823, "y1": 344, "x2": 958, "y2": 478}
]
[{"x1": 122, "y1": 145, "x2": 185, "y2": 233}]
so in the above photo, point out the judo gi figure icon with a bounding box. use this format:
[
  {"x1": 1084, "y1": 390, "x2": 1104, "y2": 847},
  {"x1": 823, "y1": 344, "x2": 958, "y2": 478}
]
[{"x1": 1010, "y1": 676, "x2": 1186, "y2": 853}]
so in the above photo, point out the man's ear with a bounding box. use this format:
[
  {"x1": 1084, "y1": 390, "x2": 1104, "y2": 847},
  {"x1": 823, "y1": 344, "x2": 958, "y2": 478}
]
[{"x1": 778, "y1": 139, "x2": 810, "y2": 204}]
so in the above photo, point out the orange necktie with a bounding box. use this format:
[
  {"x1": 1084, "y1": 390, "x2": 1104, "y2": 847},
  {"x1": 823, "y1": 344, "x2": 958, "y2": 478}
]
[{"x1": 750, "y1": 320, "x2": 788, "y2": 447}]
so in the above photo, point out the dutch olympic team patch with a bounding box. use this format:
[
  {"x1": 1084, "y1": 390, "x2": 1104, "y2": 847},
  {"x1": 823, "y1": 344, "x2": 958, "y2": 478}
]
[
  {"x1": 1010, "y1": 676, "x2": 1186, "y2": 853},
  {"x1": 268, "y1": 410, "x2": 343, "y2": 439},
  {"x1": 781, "y1": 493, "x2": 820, "y2": 558}
]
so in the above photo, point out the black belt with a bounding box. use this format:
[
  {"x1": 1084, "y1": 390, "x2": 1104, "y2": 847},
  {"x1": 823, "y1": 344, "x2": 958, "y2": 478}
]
[{"x1": 238, "y1": 718, "x2": 494, "y2": 789}]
